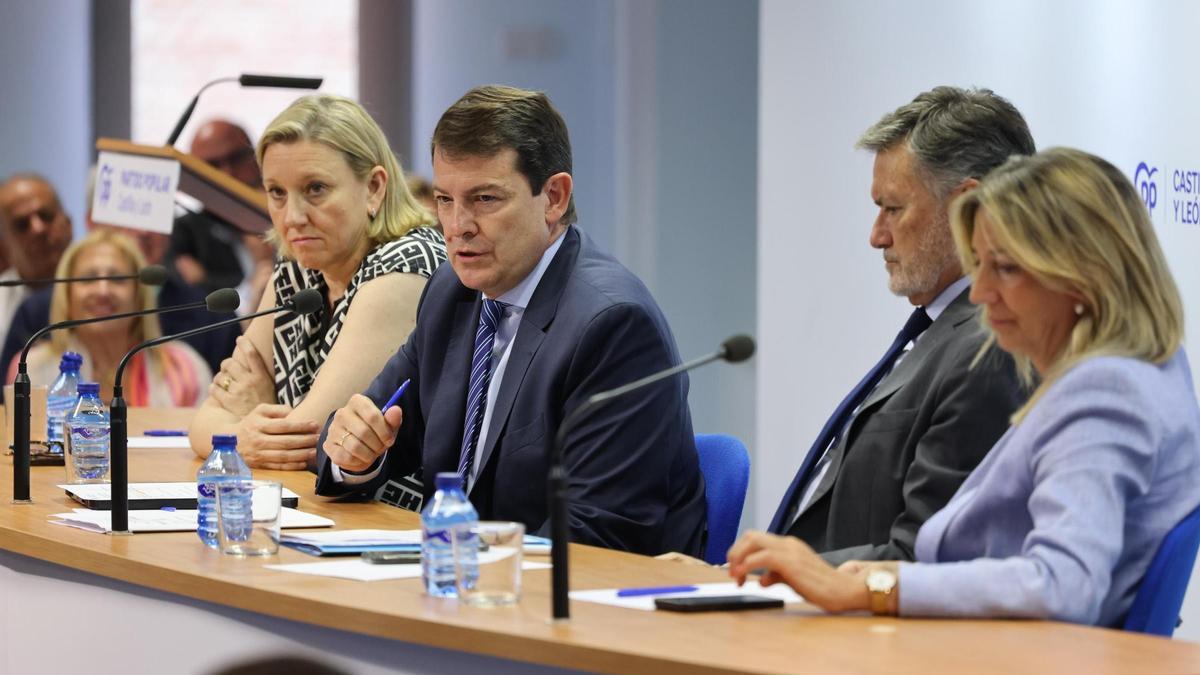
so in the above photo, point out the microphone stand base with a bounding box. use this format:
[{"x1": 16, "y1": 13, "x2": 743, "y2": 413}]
[
  {"x1": 10, "y1": 498, "x2": 33, "y2": 505},
  {"x1": 109, "y1": 530, "x2": 134, "y2": 537}
]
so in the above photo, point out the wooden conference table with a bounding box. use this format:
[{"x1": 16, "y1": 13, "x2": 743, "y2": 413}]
[{"x1": 2, "y1": 408, "x2": 1199, "y2": 674}]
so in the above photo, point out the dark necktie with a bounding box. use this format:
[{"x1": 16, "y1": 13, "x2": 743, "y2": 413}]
[
  {"x1": 768, "y1": 307, "x2": 933, "y2": 533},
  {"x1": 458, "y1": 298, "x2": 506, "y2": 487}
]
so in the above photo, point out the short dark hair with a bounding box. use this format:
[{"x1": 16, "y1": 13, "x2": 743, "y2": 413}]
[
  {"x1": 857, "y1": 86, "x2": 1036, "y2": 197},
  {"x1": 432, "y1": 85, "x2": 577, "y2": 226}
]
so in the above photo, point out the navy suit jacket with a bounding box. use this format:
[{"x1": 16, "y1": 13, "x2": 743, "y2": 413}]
[{"x1": 315, "y1": 226, "x2": 707, "y2": 557}]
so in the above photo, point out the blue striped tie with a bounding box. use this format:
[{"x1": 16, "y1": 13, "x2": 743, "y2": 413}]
[{"x1": 458, "y1": 299, "x2": 506, "y2": 487}]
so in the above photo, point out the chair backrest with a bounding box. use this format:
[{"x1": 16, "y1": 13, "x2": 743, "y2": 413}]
[
  {"x1": 1124, "y1": 504, "x2": 1200, "y2": 636},
  {"x1": 694, "y1": 434, "x2": 750, "y2": 565}
]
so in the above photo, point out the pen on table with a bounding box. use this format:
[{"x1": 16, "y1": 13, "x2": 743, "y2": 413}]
[
  {"x1": 381, "y1": 378, "x2": 411, "y2": 411},
  {"x1": 143, "y1": 429, "x2": 187, "y2": 437},
  {"x1": 615, "y1": 585, "x2": 700, "y2": 598}
]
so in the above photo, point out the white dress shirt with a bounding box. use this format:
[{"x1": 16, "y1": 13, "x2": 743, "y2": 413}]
[{"x1": 463, "y1": 233, "x2": 566, "y2": 491}]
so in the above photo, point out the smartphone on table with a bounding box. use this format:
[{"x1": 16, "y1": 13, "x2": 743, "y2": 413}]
[
  {"x1": 654, "y1": 595, "x2": 784, "y2": 612},
  {"x1": 361, "y1": 550, "x2": 422, "y2": 564}
]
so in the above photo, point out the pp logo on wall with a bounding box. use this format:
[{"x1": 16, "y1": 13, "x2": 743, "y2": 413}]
[
  {"x1": 1134, "y1": 162, "x2": 1157, "y2": 217},
  {"x1": 1134, "y1": 161, "x2": 1200, "y2": 227}
]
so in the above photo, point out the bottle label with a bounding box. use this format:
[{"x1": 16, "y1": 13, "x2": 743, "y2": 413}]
[
  {"x1": 71, "y1": 426, "x2": 109, "y2": 440},
  {"x1": 198, "y1": 482, "x2": 215, "y2": 498},
  {"x1": 423, "y1": 528, "x2": 452, "y2": 544}
]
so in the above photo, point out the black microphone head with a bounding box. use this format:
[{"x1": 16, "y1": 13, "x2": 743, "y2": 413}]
[
  {"x1": 205, "y1": 288, "x2": 242, "y2": 313},
  {"x1": 238, "y1": 74, "x2": 323, "y2": 89},
  {"x1": 137, "y1": 265, "x2": 168, "y2": 286},
  {"x1": 289, "y1": 288, "x2": 323, "y2": 315},
  {"x1": 720, "y1": 335, "x2": 756, "y2": 363}
]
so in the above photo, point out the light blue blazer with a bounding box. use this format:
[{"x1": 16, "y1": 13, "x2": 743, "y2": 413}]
[{"x1": 900, "y1": 351, "x2": 1200, "y2": 626}]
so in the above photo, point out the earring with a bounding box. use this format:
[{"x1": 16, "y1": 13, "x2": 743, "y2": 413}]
[
  {"x1": 1074, "y1": 303, "x2": 1085, "y2": 316},
  {"x1": 369, "y1": 208, "x2": 377, "y2": 220}
]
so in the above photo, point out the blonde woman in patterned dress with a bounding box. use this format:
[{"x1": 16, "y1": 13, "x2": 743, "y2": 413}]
[{"x1": 188, "y1": 95, "x2": 446, "y2": 469}]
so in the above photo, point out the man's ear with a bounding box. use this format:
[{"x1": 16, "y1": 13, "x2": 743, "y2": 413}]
[
  {"x1": 949, "y1": 177, "x2": 980, "y2": 199},
  {"x1": 542, "y1": 172, "x2": 573, "y2": 226}
]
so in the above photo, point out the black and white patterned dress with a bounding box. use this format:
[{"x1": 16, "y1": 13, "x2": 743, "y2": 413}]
[{"x1": 272, "y1": 227, "x2": 446, "y2": 407}]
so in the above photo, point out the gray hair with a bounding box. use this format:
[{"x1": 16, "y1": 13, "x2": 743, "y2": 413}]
[{"x1": 856, "y1": 86, "x2": 1035, "y2": 197}]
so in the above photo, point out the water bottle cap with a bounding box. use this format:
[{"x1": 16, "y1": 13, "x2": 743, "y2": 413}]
[
  {"x1": 434, "y1": 472, "x2": 463, "y2": 490},
  {"x1": 60, "y1": 351, "x2": 83, "y2": 370},
  {"x1": 77, "y1": 382, "x2": 100, "y2": 395},
  {"x1": 212, "y1": 434, "x2": 237, "y2": 448}
]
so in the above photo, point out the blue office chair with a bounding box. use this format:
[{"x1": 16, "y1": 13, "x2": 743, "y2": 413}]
[
  {"x1": 694, "y1": 434, "x2": 751, "y2": 565},
  {"x1": 1124, "y1": 504, "x2": 1200, "y2": 637}
]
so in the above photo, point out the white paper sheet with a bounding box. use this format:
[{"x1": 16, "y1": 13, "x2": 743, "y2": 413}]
[
  {"x1": 58, "y1": 482, "x2": 301, "y2": 501},
  {"x1": 569, "y1": 580, "x2": 804, "y2": 611},
  {"x1": 48, "y1": 507, "x2": 333, "y2": 533},
  {"x1": 265, "y1": 552, "x2": 551, "y2": 582},
  {"x1": 280, "y1": 529, "x2": 424, "y2": 547},
  {"x1": 127, "y1": 436, "x2": 192, "y2": 449},
  {"x1": 279, "y1": 529, "x2": 553, "y2": 552}
]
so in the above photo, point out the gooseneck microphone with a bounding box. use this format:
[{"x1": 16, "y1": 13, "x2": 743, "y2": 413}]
[
  {"x1": 107, "y1": 288, "x2": 323, "y2": 533},
  {"x1": 548, "y1": 334, "x2": 756, "y2": 620},
  {"x1": 166, "y1": 73, "x2": 324, "y2": 146},
  {"x1": 10, "y1": 288, "x2": 240, "y2": 503},
  {"x1": 0, "y1": 265, "x2": 169, "y2": 288}
]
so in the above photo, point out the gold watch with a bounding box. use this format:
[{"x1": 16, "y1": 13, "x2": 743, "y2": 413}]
[{"x1": 865, "y1": 568, "x2": 897, "y2": 615}]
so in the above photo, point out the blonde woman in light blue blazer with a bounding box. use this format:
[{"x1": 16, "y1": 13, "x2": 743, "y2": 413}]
[{"x1": 729, "y1": 148, "x2": 1200, "y2": 627}]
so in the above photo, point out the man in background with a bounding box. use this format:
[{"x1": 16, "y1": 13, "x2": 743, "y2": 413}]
[
  {"x1": 0, "y1": 174, "x2": 72, "y2": 350},
  {"x1": 174, "y1": 119, "x2": 274, "y2": 312}
]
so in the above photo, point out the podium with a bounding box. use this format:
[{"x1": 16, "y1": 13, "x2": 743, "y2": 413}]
[{"x1": 93, "y1": 138, "x2": 270, "y2": 234}]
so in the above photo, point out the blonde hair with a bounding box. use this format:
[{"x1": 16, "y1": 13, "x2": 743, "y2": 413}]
[
  {"x1": 49, "y1": 229, "x2": 165, "y2": 365},
  {"x1": 950, "y1": 147, "x2": 1183, "y2": 422},
  {"x1": 257, "y1": 94, "x2": 435, "y2": 259}
]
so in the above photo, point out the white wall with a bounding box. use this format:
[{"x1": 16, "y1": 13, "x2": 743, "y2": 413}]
[
  {"x1": 410, "y1": 0, "x2": 618, "y2": 255},
  {"x1": 759, "y1": 0, "x2": 1200, "y2": 640},
  {"x1": 0, "y1": 1, "x2": 92, "y2": 231}
]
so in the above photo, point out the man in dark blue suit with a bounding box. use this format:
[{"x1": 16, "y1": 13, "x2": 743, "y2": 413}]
[{"x1": 315, "y1": 85, "x2": 706, "y2": 557}]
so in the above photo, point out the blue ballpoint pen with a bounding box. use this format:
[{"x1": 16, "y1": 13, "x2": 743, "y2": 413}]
[
  {"x1": 615, "y1": 585, "x2": 700, "y2": 598},
  {"x1": 381, "y1": 379, "x2": 411, "y2": 411},
  {"x1": 143, "y1": 429, "x2": 188, "y2": 437}
]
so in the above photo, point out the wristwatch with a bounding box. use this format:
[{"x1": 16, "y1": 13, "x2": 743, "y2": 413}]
[{"x1": 865, "y1": 568, "x2": 898, "y2": 615}]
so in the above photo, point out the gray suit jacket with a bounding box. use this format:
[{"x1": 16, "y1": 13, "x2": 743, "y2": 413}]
[{"x1": 784, "y1": 289, "x2": 1024, "y2": 564}]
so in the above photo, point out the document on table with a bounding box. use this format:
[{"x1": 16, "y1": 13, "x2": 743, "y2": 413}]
[
  {"x1": 48, "y1": 507, "x2": 334, "y2": 533},
  {"x1": 279, "y1": 529, "x2": 553, "y2": 556},
  {"x1": 58, "y1": 482, "x2": 301, "y2": 509},
  {"x1": 570, "y1": 580, "x2": 804, "y2": 611},
  {"x1": 127, "y1": 436, "x2": 192, "y2": 449},
  {"x1": 265, "y1": 551, "x2": 552, "y2": 582}
]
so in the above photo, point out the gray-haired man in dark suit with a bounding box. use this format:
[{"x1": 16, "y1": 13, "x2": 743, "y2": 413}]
[{"x1": 768, "y1": 87, "x2": 1031, "y2": 564}]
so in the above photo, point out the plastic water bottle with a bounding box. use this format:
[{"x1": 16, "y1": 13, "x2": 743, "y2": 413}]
[
  {"x1": 46, "y1": 351, "x2": 83, "y2": 450},
  {"x1": 64, "y1": 382, "x2": 109, "y2": 482},
  {"x1": 421, "y1": 472, "x2": 478, "y2": 597},
  {"x1": 196, "y1": 434, "x2": 251, "y2": 549}
]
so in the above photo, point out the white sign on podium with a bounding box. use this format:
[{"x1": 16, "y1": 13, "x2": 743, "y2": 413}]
[{"x1": 91, "y1": 150, "x2": 181, "y2": 234}]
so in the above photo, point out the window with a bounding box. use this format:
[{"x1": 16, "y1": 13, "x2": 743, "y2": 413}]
[{"x1": 131, "y1": 0, "x2": 358, "y2": 149}]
